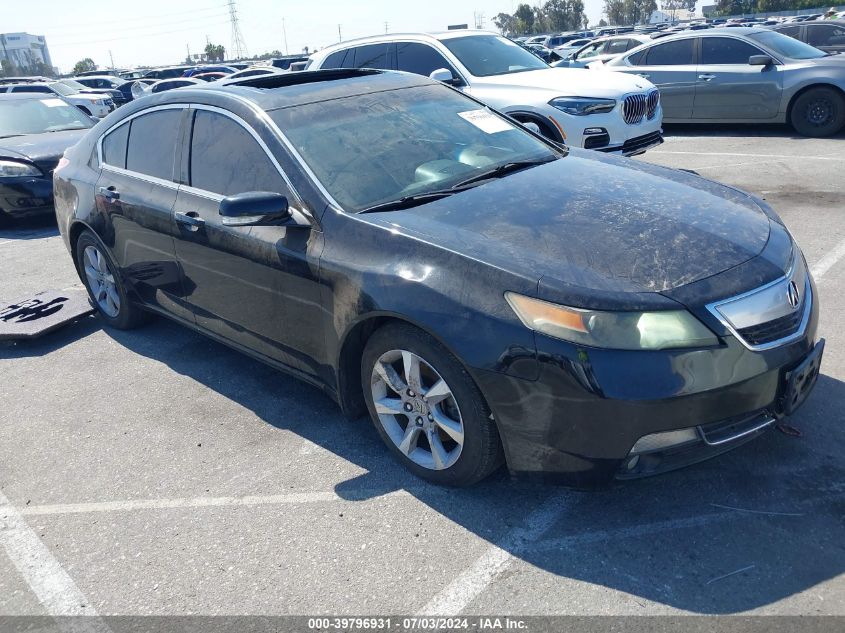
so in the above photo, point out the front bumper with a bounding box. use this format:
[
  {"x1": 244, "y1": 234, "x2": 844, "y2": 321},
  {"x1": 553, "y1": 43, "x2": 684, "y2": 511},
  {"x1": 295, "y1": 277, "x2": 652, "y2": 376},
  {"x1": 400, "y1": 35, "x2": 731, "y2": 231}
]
[
  {"x1": 598, "y1": 130, "x2": 664, "y2": 157},
  {"x1": 0, "y1": 176, "x2": 55, "y2": 219},
  {"x1": 472, "y1": 300, "x2": 820, "y2": 488}
]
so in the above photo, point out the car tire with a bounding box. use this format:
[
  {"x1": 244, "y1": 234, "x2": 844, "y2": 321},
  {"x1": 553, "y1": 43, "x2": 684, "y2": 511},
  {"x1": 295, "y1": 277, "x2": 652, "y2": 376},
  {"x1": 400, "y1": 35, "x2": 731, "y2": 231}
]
[
  {"x1": 75, "y1": 230, "x2": 148, "y2": 329},
  {"x1": 361, "y1": 322, "x2": 503, "y2": 486},
  {"x1": 790, "y1": 87, "x2": 845, "y2": 137}
]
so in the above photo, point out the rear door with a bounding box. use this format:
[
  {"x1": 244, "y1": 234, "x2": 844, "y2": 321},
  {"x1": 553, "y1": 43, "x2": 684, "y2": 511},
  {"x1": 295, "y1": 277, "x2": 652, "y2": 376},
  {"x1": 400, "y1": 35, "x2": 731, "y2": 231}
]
[
  {"x1": 692, "y1": 36, "x2": 782, "y2": 120},
  {"x1": 619, "y1": 38, "x2": 697, "y2": 119},
  {"x1": 171, "y1": 106, "x2": 324, "y2": 376},
  {"x1": 94, "y1": 106, "x2": 191, "y2": 320}
]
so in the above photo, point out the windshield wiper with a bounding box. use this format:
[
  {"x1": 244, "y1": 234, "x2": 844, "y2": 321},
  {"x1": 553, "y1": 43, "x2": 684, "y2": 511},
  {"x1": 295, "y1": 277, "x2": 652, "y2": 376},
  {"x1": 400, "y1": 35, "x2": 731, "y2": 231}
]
[
  {"x1": 450, "y1": 156, "x2": 558, "y2": 188},
  {"x1": 358, "y1": 188, "x2": 466, "y2": 214},
  {"x1": 357, "y1": 156, "x2": 558, "y2": 214}
]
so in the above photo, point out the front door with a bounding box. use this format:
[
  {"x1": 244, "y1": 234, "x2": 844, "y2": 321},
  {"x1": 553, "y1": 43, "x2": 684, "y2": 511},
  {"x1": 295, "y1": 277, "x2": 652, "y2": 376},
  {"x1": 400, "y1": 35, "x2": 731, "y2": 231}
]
[
  {"x1": 692, "y1": 36, "x2": 783, "y2": 120},
  {"x1": 172, "y1": 107, "x2": 325, "y2": 377}
]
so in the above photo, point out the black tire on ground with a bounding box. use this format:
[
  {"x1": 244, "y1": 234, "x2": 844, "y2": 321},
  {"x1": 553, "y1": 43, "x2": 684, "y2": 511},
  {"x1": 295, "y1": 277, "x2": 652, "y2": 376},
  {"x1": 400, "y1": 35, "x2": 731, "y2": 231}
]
[
  {"x1": 361, "y1": 322, "x2": 503, "y2": 486},
  {"x1": 75, "y1": 230, "x2": 149, "y2": 329},
  {"x1": 790, "y1": 87, "x2": 845, "y2": 138}
]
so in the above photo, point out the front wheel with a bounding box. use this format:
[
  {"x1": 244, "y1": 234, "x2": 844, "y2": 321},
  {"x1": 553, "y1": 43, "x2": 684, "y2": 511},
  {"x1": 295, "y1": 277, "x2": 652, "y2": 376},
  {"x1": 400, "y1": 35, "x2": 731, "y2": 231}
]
[
  {"x1": 75, "y1": 230, "x2": 148, "y2": 329},
  {"x1": 361, "y1": 323, "x2": 503, "y2": 486},
  {"x1": 790, "y1": 87, "x2": 845, "y2": 137}
]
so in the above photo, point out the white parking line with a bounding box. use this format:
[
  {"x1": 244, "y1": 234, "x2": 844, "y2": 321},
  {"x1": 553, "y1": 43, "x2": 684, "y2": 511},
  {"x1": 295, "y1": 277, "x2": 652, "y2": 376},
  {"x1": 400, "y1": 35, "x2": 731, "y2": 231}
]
[
  {"x1": 651, "y1": 150, "x2": 843, "y2": 161},
  {"x1": 0, "y1": 490, "x2": 108, "y2": 629},
  {"x1": 812, "y1": 236, "x2": 845, "y2": 281},
  {"x1": 18, "y1": 490, "x2": 409, "y2": 517},
  {"x1": 419, "y1": 491, "x2": 570, "y2": 616}
]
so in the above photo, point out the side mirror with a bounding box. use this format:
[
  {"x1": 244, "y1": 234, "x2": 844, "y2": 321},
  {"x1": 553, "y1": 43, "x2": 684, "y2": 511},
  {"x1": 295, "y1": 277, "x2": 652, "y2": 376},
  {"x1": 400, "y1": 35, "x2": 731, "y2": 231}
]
[
  {"x1": 749, "y1": 54, "x2": 774, "y2": 66},
  {"x1": 429, "y1": 68, "x2": 464, "y2": 87},
  {"x1": 219, "y1": 191, "x2": 290, "y2": 227}
]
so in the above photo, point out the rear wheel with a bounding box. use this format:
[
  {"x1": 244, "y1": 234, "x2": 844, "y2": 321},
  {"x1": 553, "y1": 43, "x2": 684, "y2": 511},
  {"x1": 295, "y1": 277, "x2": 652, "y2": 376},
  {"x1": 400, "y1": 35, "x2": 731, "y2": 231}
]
[
  {"x1": 790, "y1": 87, "x2": 845, "y2": 137},
  {"x1": 75, "y1": 230, "x2": 148, "y2": 329},
  {"x1": 361, "y1": 323, "x2": 503, "y2": 486}
]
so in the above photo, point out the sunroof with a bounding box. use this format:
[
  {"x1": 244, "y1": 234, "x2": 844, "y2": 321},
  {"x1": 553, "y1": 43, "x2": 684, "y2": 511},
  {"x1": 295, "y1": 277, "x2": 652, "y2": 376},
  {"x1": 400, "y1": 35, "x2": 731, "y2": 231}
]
[{"x1": 228, "y1": 68, "x2": 383, "y2": 90}]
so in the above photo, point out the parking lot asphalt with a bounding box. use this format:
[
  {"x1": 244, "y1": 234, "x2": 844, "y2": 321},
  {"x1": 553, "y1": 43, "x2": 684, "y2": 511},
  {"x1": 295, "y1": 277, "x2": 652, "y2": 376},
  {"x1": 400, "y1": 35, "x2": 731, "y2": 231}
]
[{"x1": 1, "y1": 126, "x2": 844, "y2": 619}]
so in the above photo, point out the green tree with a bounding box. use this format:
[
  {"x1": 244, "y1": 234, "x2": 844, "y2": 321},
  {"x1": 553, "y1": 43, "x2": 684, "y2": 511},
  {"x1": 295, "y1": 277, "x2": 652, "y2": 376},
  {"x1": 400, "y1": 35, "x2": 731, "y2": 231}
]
[
  {"x1": 606, "y1": 0, "x2": 657, "y2": 24},
  {"x1": 72, "y1": 58, "x2": 97, "y2": 74},
  {"x1": 514, "y1": 3, "x2": 536, "y2": 34},
  {"x1": 493, "y1": 12, "x2": 517, "y2": 34},
  {"x1": 204, "y1": 43, "x2": 226, "y2": 62}
]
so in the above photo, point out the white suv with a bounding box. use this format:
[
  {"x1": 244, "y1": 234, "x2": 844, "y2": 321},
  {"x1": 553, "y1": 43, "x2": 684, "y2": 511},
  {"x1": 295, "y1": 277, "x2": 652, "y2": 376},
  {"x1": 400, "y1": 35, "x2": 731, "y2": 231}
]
[
  {"x1": 1, "y1": 82, "x2": 113, "y2": 118},
  {"x1": 308, "y1": 31, "x2": 663, "y2": 155}
]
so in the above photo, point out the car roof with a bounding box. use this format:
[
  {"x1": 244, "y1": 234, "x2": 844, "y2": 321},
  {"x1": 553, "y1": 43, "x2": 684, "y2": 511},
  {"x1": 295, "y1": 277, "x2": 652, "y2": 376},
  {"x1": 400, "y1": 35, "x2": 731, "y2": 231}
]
[
  {"x1": 0, "y1": 92, "x2": 61, "y2": 101},
  {"x1": 185, "y1": 69, "x2": 434, "y2": 111},
  {"x1": 314, "y1": 29, "x2": 500, "y2": 56}
]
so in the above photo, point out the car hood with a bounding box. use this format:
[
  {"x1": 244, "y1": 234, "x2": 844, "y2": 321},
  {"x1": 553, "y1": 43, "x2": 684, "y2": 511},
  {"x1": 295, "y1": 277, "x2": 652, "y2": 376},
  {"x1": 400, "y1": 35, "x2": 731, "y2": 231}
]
[
  {"x1": 0, "y1": 129, "x2": 88, "y2": 172},
  {"x1": 473, "y1": 67, "x2": 655, "y2": 97},
  {"x1": 364, "y1": 150, "x2": 772, "y2": 310}
]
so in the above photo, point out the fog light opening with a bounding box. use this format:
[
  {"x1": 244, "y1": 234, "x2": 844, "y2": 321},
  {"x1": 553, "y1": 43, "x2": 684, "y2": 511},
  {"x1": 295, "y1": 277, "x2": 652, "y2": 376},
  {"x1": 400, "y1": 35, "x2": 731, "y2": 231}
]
[{"x1": 630, "y1": 427, "x2": 700, "y2": 455}]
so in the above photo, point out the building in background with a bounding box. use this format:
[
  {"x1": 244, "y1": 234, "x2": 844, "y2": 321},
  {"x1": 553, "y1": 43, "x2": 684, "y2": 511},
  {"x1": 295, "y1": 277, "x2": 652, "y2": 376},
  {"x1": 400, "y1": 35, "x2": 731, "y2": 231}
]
[{"x1": 0, "y1": 33, "x2": 54, "y2": 76}]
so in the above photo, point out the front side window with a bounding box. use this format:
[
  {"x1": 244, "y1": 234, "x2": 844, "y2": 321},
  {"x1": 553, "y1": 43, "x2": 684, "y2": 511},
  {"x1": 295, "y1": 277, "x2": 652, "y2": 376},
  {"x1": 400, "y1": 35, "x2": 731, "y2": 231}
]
[
  {"x1": 396, "y1": 42, "x2": 456, "y2": 77},
  {"x1": 701, "y1": 37, "x2": 763, "y2": 64},
  {"x1": 125, "y1": 109, "x2": 182, "y2": 180},
  {"x1": 576, "y1": 41, "x2": 606, "y2": 60},
  {"x1": 807, "y1": 24, "x2": 845, "y2": 47},
  {"x1": 189, "y1": 110, "x2": 286, "y2": 196},
  {"x1": 643, "y1": 39, "x2": 695, "y2": 65},
  {"x1": 352, "y1": 43, "x2": 391, "y2": 69},
  {"x1": 777, "y1": 25, "x2": 801, "y2": 39},
  {"x1": 270, "y1": 83, "x2": 557, "y2": 212},
  {"x1": 606, "y1": 39, "x2": 632, "y2": 55},
  {"x1": 441, "y1": 35, "x2": 548, "y2": 76}
]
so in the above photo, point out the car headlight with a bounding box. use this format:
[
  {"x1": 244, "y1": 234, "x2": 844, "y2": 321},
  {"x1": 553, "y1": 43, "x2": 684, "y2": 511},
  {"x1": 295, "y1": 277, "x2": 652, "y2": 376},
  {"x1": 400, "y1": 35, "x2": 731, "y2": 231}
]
[
  {"x1": 505, "y1": 292, "x2": 718, "y2": 350},
  {"x1": 550, "y1": 96, "x2": 616, "y2": 116},
  {"x1": 0, "y1": 159, "x2": 42, "y2": 178}
]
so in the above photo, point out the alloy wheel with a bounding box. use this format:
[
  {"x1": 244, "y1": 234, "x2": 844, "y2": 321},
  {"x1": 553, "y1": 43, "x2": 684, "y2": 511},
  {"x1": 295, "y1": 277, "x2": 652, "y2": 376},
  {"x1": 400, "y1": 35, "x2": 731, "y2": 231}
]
[
  {"x1": 82, "y1": 245, "x2": 120, "y2": 318},
  {"x1": 806, "y1": 97, "x2": 834, "y2": 127},
  {"x1": 370, "y1": 349, "x2": 464, "y2": 471}
]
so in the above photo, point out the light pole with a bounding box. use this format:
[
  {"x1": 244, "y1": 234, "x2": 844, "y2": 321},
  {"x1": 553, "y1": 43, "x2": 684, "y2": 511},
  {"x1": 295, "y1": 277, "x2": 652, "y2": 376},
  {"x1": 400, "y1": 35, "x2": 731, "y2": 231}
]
[{"x1": 282, "y1": 17, "x2": 289, "y2": 55}]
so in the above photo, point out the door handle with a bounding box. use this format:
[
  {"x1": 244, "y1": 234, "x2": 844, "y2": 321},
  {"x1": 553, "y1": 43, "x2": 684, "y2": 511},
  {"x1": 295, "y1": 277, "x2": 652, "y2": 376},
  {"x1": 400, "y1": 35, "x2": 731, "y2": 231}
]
[
  {"x1": 698, "y1": 73, "x2": 717, "y2": 81},
  {"x1": 98, "y1": 186, "x2": 119, "y2": 201},
  {"x1": 175, "y1": 211, "x2": 205, "y2": 229}
]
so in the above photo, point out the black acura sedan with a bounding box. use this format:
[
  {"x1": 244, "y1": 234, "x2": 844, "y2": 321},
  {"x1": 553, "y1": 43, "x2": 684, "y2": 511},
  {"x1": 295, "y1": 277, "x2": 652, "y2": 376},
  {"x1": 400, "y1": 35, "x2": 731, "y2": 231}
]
[
  {"x1": 54, "y1": 69, "x2": 822, "y2": 487},
  {"x1": 1, "y1": 93, "x2": 93, "y2": 224}
]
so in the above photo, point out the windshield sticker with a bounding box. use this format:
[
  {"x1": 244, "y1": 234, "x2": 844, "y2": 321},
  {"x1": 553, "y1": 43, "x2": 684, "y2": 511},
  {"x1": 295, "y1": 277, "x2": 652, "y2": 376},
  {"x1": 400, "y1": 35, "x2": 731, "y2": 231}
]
[
  {"x1": 41, "y1": 98, "x2": 67, "y2": 108},
  {"x1": 458, "y1": 109, "x2": 513, "y2": 134}
]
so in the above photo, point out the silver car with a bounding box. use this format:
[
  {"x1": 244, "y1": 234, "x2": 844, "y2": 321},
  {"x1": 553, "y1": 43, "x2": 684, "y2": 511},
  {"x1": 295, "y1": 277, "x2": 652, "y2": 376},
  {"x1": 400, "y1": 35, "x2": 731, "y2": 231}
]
[
  {"x1": 555, "y1": 34, "x2": 652, "y2": 68},
  {"x1": 603, "y1": 27, "x2": 845, "y2": 136}
]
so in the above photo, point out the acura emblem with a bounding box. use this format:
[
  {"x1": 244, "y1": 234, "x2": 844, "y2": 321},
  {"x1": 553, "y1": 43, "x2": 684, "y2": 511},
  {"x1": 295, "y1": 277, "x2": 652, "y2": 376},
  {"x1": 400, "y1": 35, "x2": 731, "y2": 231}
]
[{"x1": 787, "y1": 280, "x2": 800, "y2": 309}]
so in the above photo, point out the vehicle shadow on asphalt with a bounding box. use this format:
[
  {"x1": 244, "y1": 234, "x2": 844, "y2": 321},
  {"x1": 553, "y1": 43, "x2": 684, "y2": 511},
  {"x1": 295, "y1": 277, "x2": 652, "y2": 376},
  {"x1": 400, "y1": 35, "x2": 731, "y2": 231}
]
[
  {"x1": 27, "y1": 314, "x2": 845, "y2": 614},
  {"x1": 0, "y1": 215, "x2": 59, "y2": 241}
]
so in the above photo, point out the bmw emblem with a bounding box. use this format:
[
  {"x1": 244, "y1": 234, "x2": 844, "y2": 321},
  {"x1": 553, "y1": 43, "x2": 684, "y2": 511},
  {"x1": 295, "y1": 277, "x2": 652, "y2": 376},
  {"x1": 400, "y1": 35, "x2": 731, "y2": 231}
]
[{"x1": 787, "y1": 280, "x2": 801, "y2": 309}]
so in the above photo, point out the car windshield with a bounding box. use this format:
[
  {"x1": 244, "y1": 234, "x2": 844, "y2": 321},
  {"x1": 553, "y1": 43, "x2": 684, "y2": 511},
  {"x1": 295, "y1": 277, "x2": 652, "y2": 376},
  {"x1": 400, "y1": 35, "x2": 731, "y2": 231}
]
[
  {"x1": 269, "y1": 83, "x2": 557, "y2": 212},
  {"x1": 60, "y1": 79, "x2": 87, "y2": 90},
  {"x1": 0, "y1": 98, "x2": 93, "y2": 137},
  {"x1": 48, "y1": 82, "x2": 74, "y2": 96},
  {"x1": 441, "y1": 35, "x2": 549, "y2": 76},
  {"x1": 747, "y1": 30, "x2": 827, "y2": 59}
]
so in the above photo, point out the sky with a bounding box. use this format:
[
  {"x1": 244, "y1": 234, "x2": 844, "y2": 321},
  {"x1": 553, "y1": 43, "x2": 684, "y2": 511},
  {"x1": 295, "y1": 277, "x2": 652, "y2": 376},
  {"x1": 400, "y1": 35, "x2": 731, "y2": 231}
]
[{"x1": 5, "y1": 0, "x2": 618, "y2": 73}]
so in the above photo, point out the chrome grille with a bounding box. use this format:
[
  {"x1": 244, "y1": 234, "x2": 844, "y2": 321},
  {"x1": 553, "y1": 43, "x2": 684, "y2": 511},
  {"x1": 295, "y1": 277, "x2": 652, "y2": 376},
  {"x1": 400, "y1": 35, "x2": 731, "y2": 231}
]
[
  {"x1": 622, "y1": 93, "x2": 646, "y2": 125},
  {"x1": 646, "y1": 89, "x2": 659, "y2": 120}
]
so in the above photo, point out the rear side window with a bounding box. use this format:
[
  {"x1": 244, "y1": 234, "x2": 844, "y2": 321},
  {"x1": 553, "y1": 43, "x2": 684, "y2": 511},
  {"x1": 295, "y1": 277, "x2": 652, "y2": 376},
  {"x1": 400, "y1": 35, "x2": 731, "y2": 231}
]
[
  {"x1": 701, "y1": 38, "x2": 763, "y2": 64},
  {"x1": 352, "y1": 43, "x2": 391, "y2": 69},
  {"x1": 12, "y1": 85, "x2": 51, "y2": 93},
  {"x1": 606, "y1": 39, "x2": 631, "y2": 55},
  {"x1": 189, "y1": 110, "x2": 286, "y2": 196},
  {"x1": 101, "y1": 123, "x2": 129, "y2": 168},
  {"x1": 322, "y1": 49, "x2": 350, "y2": 69},
  {"x1": 643, "y1": 39, "x2": 695, "y2": 65},
  {"x1": 396, "y1": 42, "x2": 456, "y2": 77},
  {"x1": 126, "y1": 109, "x2": 181, "y2": 181}
]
